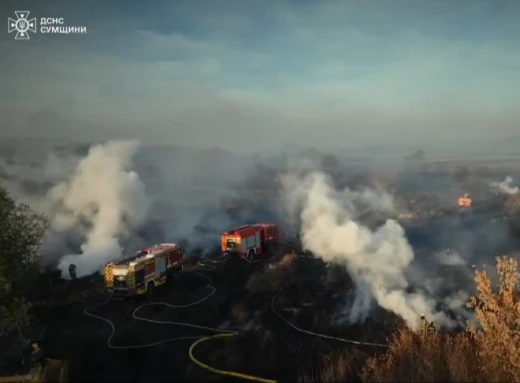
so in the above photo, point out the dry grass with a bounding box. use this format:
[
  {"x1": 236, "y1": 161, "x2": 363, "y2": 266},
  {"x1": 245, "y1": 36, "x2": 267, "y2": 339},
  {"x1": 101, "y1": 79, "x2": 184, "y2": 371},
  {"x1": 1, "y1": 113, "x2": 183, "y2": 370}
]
[
  {"x1": 361, "y1": 328, "x2": 479, "y2": 382},
  {"x1": 298, "y1": 349, "x2": 369, "y2": 383},
  {"x1": 305, "y1": 256, "x2": 520, "y2": 383}
]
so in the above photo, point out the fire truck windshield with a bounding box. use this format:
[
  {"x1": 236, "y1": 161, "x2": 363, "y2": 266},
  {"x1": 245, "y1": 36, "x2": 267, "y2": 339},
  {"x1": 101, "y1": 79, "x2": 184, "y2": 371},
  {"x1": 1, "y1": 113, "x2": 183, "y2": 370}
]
[{"x1": 226, "y1": 239, "x2": 237, "y2": 250}]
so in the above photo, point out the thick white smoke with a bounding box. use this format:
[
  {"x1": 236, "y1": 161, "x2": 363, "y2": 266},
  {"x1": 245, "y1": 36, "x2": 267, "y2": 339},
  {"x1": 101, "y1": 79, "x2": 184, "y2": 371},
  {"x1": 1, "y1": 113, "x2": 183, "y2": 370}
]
[
  {"x1": 281, "y1": 170, "x2": 454, "y2": 328},
  {"x1": 52, "y1": 140, "x2": 150, "y2": 278},
  {"x1": 491, "y1": 176, "x2": 519, "y2": 195},
  {"x1": 1, "y1": 139, "x2": 286, "y2": 273}
]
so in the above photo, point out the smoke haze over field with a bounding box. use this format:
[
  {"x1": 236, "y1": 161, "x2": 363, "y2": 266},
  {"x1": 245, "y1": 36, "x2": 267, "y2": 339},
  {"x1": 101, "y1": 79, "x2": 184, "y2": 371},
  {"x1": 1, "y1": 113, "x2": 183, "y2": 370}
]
[
  {"x1": 280, "y1": 169, "x2": 470, "y2": 328},
  {"x1": 0, "y1": 138, "x2": 519, "y2": 326},
  {"x1": 0, "y1": 139, "x2": 287, "y2": 277},
  {"x1": 2, "y1": 0, "x2": 520, "y2": 340}
]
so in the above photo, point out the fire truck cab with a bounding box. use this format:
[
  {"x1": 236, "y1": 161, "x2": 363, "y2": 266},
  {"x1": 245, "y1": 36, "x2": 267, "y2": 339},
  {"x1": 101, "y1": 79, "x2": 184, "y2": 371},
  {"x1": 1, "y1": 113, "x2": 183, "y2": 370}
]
[
  {"x1": 221, "y1": 223, "x2": 279, "y2": 261},
  {"x1": 104, "y1": 243, "x2": 184, "y2": 297}
]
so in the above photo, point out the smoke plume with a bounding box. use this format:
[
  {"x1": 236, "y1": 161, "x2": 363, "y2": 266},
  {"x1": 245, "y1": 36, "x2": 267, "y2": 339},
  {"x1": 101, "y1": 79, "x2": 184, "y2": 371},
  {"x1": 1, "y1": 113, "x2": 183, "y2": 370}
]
[
  {"x1": 0, "y1": 139, "x2": 283, "y2": 276},
  {"x1": 51, "y1": 141, "x2": 150, "y2": 277},
  {"x1": 281, "y1": 170, "x2": 456, "y2": 328},
  {"x1": 2, "y1": 138, "x2": 515, "y2": 324},
  {"x1": 492, "y1": 176, "x2": 519, "y2": 195}
]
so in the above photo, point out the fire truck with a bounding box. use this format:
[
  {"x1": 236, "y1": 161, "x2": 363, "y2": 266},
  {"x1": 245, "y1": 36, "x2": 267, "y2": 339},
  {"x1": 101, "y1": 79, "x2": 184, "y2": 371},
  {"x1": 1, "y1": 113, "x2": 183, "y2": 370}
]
[
  {"x1": 221, "y1": 223, "x2": 279, "y2": 261},
  {"x1": 104, "y1": 243, "x2": 184, "y2": 297}
]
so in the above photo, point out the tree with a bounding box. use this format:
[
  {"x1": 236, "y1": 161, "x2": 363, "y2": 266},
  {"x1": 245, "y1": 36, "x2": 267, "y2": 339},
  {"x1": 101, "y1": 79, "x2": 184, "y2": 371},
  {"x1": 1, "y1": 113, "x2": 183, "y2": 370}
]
[
  {"x1": 360, "y1": 256, "x2": 520, "y2": 383},
  {"x1": 0, "y1": 184, "x2": 48, "y2": 339},
  {"x1": 467, "y1": 256, "x2": 520, "y2": 382}
]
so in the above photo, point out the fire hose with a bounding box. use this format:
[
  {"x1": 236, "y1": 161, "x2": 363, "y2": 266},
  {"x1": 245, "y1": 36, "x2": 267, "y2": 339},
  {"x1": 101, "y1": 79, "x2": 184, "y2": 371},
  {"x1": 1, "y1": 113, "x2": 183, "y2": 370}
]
[
  {"x1": 188, "y1": 333, "x2": 277, "y2": 383},
  {"x1": 271, "y1": 287, "x2": 388, "y2": 348},
  {"x1": 84, "y1": 268, "x2": 234, "y2": 349},
  {"x1": 84, "y1": 253, "x2": 388, "y2": 382},
  {"x1": 84, "y1": 258, "x2": 278, "y2": 382}
]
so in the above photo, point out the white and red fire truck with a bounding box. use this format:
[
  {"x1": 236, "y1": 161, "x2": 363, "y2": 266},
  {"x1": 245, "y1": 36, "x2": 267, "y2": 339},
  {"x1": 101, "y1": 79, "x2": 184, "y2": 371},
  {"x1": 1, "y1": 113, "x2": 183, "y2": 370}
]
[
  {"x1": 104, "y1": 243, "x2": 184, "y2": 297},
  {"x1": 221, "y1": 223, "x2": 279, "y2": 261}
]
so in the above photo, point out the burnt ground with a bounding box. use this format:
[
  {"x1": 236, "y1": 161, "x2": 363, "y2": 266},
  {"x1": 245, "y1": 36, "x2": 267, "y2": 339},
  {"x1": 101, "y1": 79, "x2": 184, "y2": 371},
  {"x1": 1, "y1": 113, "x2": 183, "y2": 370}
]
[
  {"x1": 27, "y1": 189, "x2": 518, "y2": 383},
  {"x1": 29, "y1": 249, "x2": 396, "y2": 383}
]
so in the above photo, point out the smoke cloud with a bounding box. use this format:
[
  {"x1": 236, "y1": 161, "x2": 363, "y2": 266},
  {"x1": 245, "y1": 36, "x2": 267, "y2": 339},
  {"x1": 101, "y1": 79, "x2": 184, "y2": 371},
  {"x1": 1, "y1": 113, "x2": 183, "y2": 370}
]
[
  {"x1": 0, "y1": 139, "x2": 284, "y2": 277},
  {"x1": 50, "y1": 141, "x2": 151, "y2": 277},
  {"x1": 492, "y1": 176, "x2": 519, "y2": 195},
  {"x1": 1, "y1": 138, "x2": 516, "y2": 330},
  {"x1": 281, "y1": 170, "x2": 457, "y2": 328}
]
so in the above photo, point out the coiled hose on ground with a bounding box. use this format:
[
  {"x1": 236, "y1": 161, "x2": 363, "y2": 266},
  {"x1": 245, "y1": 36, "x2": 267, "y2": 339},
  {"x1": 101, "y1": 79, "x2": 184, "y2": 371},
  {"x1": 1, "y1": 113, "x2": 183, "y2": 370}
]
[{"x1": 84, "y1": 253, "x2": 387, "y2": 382}]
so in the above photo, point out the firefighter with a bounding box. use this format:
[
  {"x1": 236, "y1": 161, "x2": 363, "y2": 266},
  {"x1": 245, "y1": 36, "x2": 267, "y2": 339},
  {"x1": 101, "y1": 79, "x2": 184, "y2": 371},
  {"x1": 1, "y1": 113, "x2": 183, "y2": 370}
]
[
  {"x1": 68, "y1": 264, "x2": 77, "y2": 280},
  {"x1": 32, "y1": 343, "x2": 46, "y2": 367}
]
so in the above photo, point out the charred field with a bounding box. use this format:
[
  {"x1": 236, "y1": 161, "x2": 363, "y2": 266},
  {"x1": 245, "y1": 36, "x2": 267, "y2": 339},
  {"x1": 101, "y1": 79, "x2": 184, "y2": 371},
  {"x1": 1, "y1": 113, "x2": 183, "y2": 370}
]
[
  {"x1": 3, "y1": 142, "x2": 520, "y2": 382},
  {"x1": 30, "y1": 248, "x2": 396, "y2": 383},
  {"x1": 24, "y1": 160, "x2": 520, "y2": 382}
]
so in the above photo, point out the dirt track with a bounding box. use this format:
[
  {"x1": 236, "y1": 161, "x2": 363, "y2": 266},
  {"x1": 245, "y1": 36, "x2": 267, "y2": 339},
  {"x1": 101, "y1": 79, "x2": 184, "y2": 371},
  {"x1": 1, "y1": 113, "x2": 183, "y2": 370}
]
[{"x1": 32, "y1": 252, "x2": 393, "y2": 383}]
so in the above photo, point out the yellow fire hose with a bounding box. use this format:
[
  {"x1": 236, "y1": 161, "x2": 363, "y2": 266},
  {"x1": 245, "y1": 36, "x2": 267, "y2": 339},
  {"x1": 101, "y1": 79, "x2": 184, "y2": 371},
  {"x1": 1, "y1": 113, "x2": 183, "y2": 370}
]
[{"x1": 188, "y1": 333, "x2": 278, "y2": 383}]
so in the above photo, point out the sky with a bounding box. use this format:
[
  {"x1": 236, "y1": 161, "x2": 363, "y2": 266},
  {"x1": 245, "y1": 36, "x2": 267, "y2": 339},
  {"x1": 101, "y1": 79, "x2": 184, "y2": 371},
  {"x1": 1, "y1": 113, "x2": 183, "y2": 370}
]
[{"x1": 1, "y1": 0, "x2": 519, "y2": 153}]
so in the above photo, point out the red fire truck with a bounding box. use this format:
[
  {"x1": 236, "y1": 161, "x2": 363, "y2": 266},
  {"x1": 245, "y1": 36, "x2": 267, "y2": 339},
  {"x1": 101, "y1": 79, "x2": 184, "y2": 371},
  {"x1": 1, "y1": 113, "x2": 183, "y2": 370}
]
[{"x1": 221, "y1": 223, "x2": 279, "y2": 260}]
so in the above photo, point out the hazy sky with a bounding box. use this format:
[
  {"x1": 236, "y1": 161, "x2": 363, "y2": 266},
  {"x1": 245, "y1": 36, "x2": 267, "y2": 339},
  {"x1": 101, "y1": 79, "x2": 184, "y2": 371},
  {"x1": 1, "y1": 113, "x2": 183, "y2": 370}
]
[{"x1": 1, "y1": 0, "x2": 519, "y2": 152}]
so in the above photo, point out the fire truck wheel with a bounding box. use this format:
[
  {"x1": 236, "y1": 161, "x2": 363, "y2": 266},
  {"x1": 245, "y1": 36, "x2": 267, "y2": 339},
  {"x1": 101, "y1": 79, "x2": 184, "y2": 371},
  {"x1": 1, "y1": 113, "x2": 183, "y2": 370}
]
[{"x1": 146, "y1": 282, "x2": 154, "y2": 299}]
